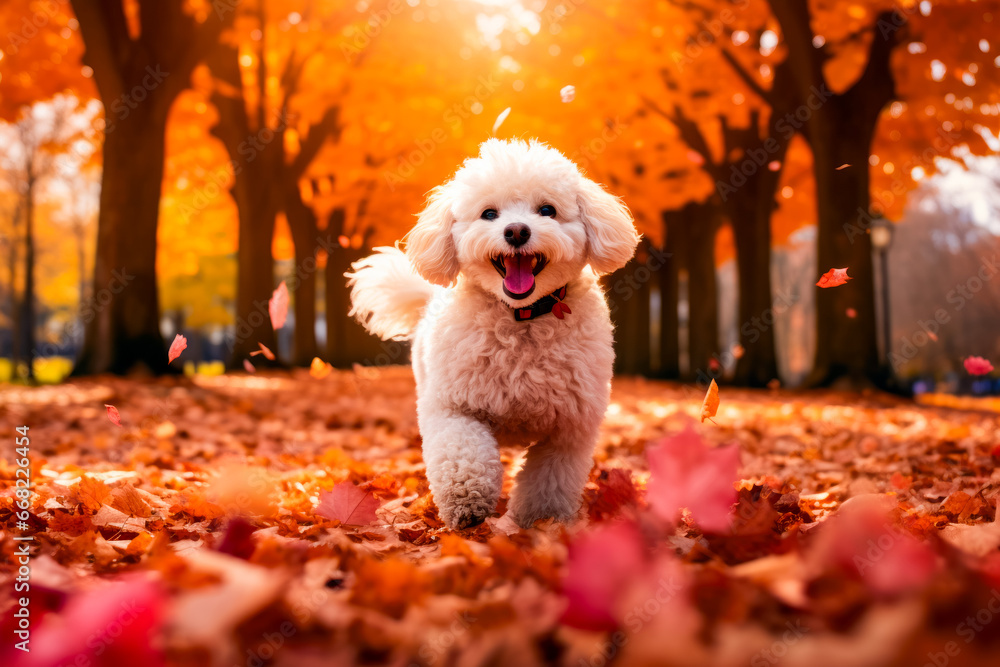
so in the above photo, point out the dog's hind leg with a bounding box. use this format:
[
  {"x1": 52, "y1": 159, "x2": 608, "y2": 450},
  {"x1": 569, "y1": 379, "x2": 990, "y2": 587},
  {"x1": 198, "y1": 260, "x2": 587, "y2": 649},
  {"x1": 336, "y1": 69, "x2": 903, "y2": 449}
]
[
  {"x1": 419, "y1": 401, "x2": 504, "y2": 529},
  {"x1": 507, "y1": 421, "x2": 599, "y2": 528}
]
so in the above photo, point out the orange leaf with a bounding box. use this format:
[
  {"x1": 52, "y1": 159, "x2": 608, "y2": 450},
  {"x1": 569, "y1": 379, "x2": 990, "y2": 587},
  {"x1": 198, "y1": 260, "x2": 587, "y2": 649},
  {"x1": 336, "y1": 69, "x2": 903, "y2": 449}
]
[
  {"x1": 310, "y1": 357, "x2": 333, "y2": 379},
  {"x1": 701, "y1": 379, "x2": 720, "y2": 423}
]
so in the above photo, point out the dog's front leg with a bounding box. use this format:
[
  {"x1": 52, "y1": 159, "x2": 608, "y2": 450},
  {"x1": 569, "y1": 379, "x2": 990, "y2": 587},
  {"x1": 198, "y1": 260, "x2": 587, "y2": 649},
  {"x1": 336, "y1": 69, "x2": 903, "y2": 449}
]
[
  {"x1": 418, "y1": 401, "x2": 503, "y2": 529},
  {"x1": 507, "y1": 420, "x2": 599, "y2": 528}
]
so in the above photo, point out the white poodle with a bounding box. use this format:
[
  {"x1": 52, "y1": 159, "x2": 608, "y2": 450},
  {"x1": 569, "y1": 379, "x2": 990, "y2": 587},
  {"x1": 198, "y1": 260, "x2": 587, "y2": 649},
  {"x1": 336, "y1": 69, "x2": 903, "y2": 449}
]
[{"x1": 347, "y1": 138, "x2": 639, "y2": 529}]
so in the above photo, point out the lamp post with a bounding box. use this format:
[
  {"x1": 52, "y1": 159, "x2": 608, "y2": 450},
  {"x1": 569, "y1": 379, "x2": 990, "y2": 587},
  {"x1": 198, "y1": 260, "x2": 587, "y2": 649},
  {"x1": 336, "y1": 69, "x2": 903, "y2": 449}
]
[{"x1": 869, "y1": 215, "x2": 894, "y2": 370}]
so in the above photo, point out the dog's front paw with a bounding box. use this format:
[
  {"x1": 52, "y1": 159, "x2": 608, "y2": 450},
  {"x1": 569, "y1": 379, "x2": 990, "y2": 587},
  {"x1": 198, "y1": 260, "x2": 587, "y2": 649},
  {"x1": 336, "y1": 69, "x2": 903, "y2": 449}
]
[
  {"x1": 507, "y1": 497, "x2": 579, "y2": 529},
  {"x1": 435, "y1": 487, "x2": 498, "y2": 530}
]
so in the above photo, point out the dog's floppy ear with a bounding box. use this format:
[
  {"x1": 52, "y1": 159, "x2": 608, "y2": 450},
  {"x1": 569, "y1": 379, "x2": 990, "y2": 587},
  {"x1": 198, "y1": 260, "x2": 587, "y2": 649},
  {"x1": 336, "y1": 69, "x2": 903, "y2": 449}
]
[
  {"x1": 405, "y1": 185, "x2": 459, "y2": 286},
  {"x1": 578, "y1": 177, "x2": 639, "y2": 275}
]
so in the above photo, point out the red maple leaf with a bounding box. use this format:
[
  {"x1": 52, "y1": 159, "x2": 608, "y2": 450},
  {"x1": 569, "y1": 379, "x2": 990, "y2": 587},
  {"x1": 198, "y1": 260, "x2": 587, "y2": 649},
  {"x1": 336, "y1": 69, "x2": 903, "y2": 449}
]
[
  {"x1": 269, "y1": 281, "x2": 289, "y2": 330},
  {"x1": 586, "y1": 468, "x2": 639, "y2": 522},
  {"x1": 816, "y1": 267, "x2": 851, "y2": 288},
  {"x1": 167, "y1": 334, "x2": 187, "y2": 364},
  {"x1": 316, "y1": 482, "x2": 380, "y2": 525},
  {"x1": 646, "y1": 426, "x2": 740, "y2": 532}
]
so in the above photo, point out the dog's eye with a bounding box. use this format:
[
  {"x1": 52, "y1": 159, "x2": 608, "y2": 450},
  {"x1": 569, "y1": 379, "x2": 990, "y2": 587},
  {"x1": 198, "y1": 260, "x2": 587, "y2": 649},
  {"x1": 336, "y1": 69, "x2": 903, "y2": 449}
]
[
  {"x1": 481, "y1": 209, "x2": 499, "y2": 220},
  {"x1": 538, "y1": 204, "x2": 556, "y2": 217}
]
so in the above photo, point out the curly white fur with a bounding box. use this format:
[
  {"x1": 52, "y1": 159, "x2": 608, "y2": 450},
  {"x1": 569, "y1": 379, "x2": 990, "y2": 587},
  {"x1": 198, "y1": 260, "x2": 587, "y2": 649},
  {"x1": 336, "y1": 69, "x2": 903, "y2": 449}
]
[{"x1": 347, "y1": 138, "x2": 639, "y2": 529}]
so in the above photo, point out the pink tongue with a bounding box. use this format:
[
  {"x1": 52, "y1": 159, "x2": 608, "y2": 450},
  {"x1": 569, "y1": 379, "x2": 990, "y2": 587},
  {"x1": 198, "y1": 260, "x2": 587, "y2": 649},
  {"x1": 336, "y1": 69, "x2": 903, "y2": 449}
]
[{"x1": 503, "y1": 255, "x2": 535, "y2": 294}]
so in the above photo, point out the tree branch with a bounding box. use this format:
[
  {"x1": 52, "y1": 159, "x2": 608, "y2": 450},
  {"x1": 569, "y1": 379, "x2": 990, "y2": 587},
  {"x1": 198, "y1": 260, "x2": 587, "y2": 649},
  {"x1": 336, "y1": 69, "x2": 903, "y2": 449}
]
[
  {"x1": 719, "y1": 48, "x2": 772, "y2": 105},
  {"x1": 289, "y1": 107, "x2": 341, "y2": 179}
]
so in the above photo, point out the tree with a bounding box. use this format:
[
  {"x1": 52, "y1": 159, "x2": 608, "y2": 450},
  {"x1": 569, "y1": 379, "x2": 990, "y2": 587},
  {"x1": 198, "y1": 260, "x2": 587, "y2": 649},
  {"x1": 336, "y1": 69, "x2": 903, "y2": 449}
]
[{"x1": 69, "y1": 0, "x2": 231, "y2": 375}]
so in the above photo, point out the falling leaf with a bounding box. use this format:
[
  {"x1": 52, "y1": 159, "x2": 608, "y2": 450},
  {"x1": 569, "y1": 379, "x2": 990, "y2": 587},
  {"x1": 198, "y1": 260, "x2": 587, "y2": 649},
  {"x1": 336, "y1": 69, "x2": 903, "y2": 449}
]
[
  {"x1": 731, "y1": 344, "x2": 745, "y2": 359},
  {"x1": 249, "y1": 342, "x2": 275, "y2": 360},
  {"x1": 701, "y1": 379, "x2": 720, "y2": 423},
  {"x1": 560, "y1": 85, "x2": 576, "y2": 102},
  {"x1": 104, "y1": 404, "x2": 122, "y2": 428},
  {"x1": 816, "y1": 267, "x2": 851, "y2": 288},
  {"x1": 836, "y1": 163, "x2": 851, "y2": 170},
  {"x1": 927, "y1": 331, "x2": 938, "y2": 342},
  {"x1": 310, "y1": 357, "x2": 333, "y2": 379},
  {"x1": 167, "y1": 334, "x2": 187, "y2": 364},
  {"x1": 963, "y1": 356, "x2": 994, "y2": 375},
  {"x1": 846, "y1": 307, "x2": 857, "y2": 318},
  {"x1": 242, "y1": 359, "x2": 256, "y2": 373},
  {"x1": 269, "y1": 281, "x2": 289, "y2": 330},
  {"x1": 767, "y1": 160, "x2": 781, "y2": 171},
  {"x1": 647, "y1": 426, "x2": 740, "y2": 532},
  {"x1": 492, "y1": 107, "x2": 511, "y2": 133},
  {"x1": 315, "y1": 482, "x2": 380, "y2": 525}
]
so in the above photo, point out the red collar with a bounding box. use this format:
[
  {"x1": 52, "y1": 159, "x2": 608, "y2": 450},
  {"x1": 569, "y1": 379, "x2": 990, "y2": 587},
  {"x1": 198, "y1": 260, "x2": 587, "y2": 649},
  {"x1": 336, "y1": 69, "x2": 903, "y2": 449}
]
[{"x1": 512, "y1": 285, "x2": 571, "y2": 321}]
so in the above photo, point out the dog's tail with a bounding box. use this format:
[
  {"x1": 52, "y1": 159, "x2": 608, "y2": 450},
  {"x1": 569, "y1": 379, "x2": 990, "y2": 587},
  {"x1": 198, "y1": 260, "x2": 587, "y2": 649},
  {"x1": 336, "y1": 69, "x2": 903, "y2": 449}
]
[{"x1": 345, "y1": 246, "x2": 435, "y2": 341}]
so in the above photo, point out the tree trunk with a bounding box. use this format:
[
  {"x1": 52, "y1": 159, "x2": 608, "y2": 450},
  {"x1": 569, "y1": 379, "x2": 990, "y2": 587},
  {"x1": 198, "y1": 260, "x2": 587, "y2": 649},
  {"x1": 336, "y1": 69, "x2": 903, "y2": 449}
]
[
  {"x1": 807, "y1": 121, "x2": 880, "y2": 386},
  {"x1": 729, "y1": 168, "x2": 782, "y2": 387},
  {"x1": 21, "y1": 177, "x2": 35, "y2": 380},
  {"x1": 285, "y1": 183, "x2": 319, "y2": 366},
  {"x1": 607, "y1": 244, "x2": 651, "y2": 375},
  {"x1": 74, "y1": 102, "x2": 171, "y2": 375},
  {"x1": 767, "y1": 0, "x2": 899, "y2": 387},
  {"x1": 229, "y1": 181, "x2": 278, "y2": 367},
  {"x1": 685, "y1": 204, "x2": 720, "y2": 381},
  {"x1": 657, "y1": 212, "x2": 681, "y2": 379}
]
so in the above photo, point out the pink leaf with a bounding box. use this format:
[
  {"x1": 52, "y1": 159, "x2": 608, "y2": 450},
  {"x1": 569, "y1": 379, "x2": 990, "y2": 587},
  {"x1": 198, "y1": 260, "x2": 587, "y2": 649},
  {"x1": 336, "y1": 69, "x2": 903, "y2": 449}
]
[
  {"x1": 242, "y1": 359, "x2": 256, "y2": 373},
  {"x1": 646, "y1": 426, "x2": 740, "y2": 532},
  {"x1": 964, "y1": 356, "x2": 994, "y2": 375},
  {"x1": 167, "y1": 334, "x2": 187, "y2": 364},
  {"x1": 16, "y1": 575, "x2": 165, "y2": 667},
  {"x1": 810, "y1": 496, "x2": 937, "y2": 596},
  {"x1": 817, "y1": 267, "x2": 851, "y2": 288},
  {"x1": 268, "y1": 281, "x2": 289, "y2": 330},
  {"x1": 315, "y1": 482, "x2": 379, "y2": 525},
  {"x1": 561, "y1": 521, "x2": 646, "y2": 631},
  {"x1": 104, "y1": 404, "x2": 122, "y2": 428}
]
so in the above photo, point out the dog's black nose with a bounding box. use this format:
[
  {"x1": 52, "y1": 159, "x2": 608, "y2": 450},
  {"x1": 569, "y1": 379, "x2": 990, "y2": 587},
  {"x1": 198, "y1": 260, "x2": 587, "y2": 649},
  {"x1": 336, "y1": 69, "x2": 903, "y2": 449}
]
[{"x1": 504, "y1": 223, "x2": 530, "y2": 248}]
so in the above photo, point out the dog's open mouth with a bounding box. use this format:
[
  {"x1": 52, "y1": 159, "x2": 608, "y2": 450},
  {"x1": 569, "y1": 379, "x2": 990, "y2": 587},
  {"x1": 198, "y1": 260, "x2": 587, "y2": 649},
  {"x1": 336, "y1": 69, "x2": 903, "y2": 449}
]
[{"x1": 490, "y1": 252, "x2": 547, "y2": 300}]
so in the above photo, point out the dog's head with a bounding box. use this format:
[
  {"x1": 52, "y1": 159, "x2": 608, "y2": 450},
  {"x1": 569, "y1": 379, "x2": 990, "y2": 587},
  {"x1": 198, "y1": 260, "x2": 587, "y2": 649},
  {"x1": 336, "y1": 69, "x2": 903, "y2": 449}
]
[{"x1": 404, "y1": 138, "x2": 639, "y2": 306}]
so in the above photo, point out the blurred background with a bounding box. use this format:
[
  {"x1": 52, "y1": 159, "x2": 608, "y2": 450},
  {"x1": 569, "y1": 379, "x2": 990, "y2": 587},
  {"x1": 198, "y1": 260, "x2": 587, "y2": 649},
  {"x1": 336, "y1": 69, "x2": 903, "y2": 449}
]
[{"x1": 0, "y1": 0, "x2": 997, "y2": 392}]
